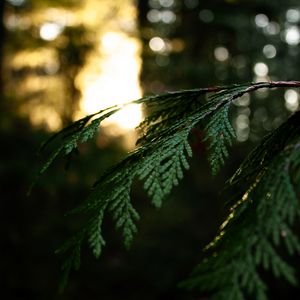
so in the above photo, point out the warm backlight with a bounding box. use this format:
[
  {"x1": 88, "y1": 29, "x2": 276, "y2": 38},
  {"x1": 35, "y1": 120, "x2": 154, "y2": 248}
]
[{"x1": 78, "y1": 31, "x2": 143, "y2": 131}]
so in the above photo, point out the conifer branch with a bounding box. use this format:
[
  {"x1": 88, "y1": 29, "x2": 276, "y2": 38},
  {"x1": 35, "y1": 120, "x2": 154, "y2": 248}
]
[
  {"x1": 31, "y1": 81, "x2": 300, "y2": 297},
  {"x1": 181, "y1": 112, "x2": 300, "y2": 299}
]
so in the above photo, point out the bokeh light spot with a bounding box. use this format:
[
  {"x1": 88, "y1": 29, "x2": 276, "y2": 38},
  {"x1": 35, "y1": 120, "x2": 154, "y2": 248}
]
[
  {"x1": 159, "y1": 0, "x2": 174, "y2": 8},
  {"x1": 253, "y1": 62, "x2": 268, "y2": 76},
  {"x1": 284, "y1": 89, "x2": 299, "y2": 111},
  {"x1": 147, "y1": 9, "x2": 161, "y2": 23},
  {"x1": 285, "y1": 26, "x2": 300, "y2": 45},
  {"x1": 255, "y1": 14, "x2": 269, "y2": 28},
  {"x1": 149, "y1": 37, "x2": 166, "y2": 52},
  {"x1": 233, "y1": 94, "x2": 250, "y2": 107},
  {"x1": 7, "y1": 0, "x2": 25, "y2": 6},
  {"x1": 161, "y1": 10, "x2": 176, "y2": 24},
  {"x1": 214, "y1": 46, "x2": 229, "y2": 62},
  {"x1": 235, "y1": 114, "x2": 250, "y2": 142},
  {"x1": 286, "y1": 8, "x2": 300, "y2": 23},
  {"x1": 263, "y1": 21, "x2": 280, "y2": 35},
  {"x1": 263, "y1": 44, "x2": 277, "y2": 58},
  {"x1": 40, "y1": 22, "x2": 64, "y2": 41}
]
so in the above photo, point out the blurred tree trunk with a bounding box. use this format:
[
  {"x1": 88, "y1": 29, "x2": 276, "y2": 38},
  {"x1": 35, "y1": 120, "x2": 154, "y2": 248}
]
[{"x1": 0, "y1": 0, "x2": 5, "y2": 96}]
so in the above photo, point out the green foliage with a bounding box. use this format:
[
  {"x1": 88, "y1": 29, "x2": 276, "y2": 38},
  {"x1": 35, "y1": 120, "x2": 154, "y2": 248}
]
[
  {"x1": 181, "y1": 115, "x2": 300, "y2": 299},
  {"x1": 204, "y1": 104, "x2": 235, "y2": 175},
  {"x1": 32, "y1": 81, "x2": 300, "y2": 298}
]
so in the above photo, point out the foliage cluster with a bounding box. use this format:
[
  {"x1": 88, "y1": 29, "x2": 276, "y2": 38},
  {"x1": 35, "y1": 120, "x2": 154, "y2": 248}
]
[{"x1": 32, "y1": 81, "x2": 300, "y2": 299}]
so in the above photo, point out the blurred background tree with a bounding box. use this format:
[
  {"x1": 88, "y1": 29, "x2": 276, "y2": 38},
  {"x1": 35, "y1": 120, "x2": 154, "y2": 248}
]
[{"x1": 1, "y1": 0, "x2": 300, "y2": 299}]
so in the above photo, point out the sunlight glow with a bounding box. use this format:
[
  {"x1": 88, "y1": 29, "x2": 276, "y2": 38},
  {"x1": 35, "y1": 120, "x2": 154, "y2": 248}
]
[
  {"x1": 12, "y1": 48, "x2": 57, "y2": 69},
  {"x1": 40, "y1": 22, "x2": 64, "y2": 41},
  {"x1": 7, "y1": 0, "x2": 143, "y2": 136},
  {"x1": 28, "y1": 105, "x2": 62, "y2": 131},
  {"x1": 79, "y1": 31, "x2": 143, "y2": 131}
]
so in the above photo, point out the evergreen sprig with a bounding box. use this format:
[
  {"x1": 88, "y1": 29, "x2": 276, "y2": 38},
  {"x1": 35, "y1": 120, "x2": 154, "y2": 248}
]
[
  {"x1": 32, "y1": 81, "x2": 300, "y2": 298},
  {"x1": 181, "y1": 112, "x2": 300, "y2": 300},
  {"x1": 204, "y1": 104, "x2": 236, "y2": 175}
]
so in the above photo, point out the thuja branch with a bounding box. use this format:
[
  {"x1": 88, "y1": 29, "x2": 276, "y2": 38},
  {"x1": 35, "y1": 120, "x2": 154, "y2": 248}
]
[{"x1": 31, "y1": 80, "x2": 300, "y2": 297}]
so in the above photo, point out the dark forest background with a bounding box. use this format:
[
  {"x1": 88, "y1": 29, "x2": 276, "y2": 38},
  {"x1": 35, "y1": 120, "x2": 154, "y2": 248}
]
[{"x1": 1, "y1": 0, "x2": 300, "y2": 299}]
